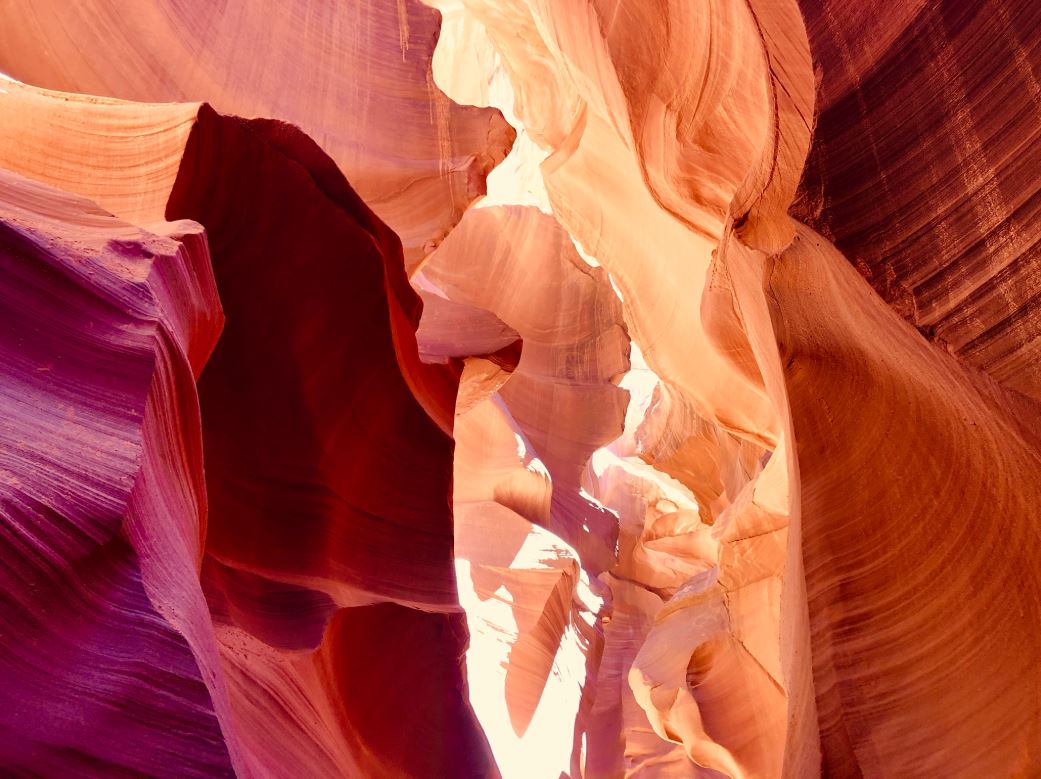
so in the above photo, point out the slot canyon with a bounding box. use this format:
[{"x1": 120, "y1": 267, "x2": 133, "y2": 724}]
[{"x1": 1, "y1": 1, "x2": 1041, "y2": 776}]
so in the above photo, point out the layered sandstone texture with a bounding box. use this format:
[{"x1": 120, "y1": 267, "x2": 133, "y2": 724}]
[{"x1": 1, "y1": 1, "x2": 1040, "y2": 778}]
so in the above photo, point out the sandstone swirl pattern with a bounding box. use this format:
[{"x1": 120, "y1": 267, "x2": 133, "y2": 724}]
[{"x1": 1, "y1": 1, "x2": 1040, "y2": 778}]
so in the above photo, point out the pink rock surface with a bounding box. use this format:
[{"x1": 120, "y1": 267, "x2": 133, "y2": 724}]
[{"x1": 0, "y1": 0, "x2": 514, "y2": 264}]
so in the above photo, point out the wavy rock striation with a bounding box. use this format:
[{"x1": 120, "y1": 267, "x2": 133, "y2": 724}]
[
  {"x1": 793, "y1": 0, "x2": 1041, "y2": 400},
  {"x1": 0, "y1": 169, "x2": 236, "y2": 777}
]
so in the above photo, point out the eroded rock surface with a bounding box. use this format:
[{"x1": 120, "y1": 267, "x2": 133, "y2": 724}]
[{"x1": 3, "y1": 1, "x2": 1041, "y2": 777}]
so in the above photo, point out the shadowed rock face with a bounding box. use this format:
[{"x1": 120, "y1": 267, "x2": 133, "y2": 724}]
[
  {"x1": 168, "y1": 107, "x2": 496, "y2": 779},
  {"x1": 3, "y1": 1, "x2": 1041, "y2": 777},
  {"x1": 793, "y1": 0, "x2": 1041, "y2": 401}
]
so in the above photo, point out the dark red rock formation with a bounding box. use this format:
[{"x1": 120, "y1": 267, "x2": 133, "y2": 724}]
[
  {"x1": 169, "y1": 107, "x2": 496, "y2": 778},
  {"x1": 170, "y1": 106, "x2": 463, "y2": 606}
]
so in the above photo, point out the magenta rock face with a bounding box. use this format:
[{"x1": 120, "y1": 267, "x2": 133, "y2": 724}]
[{"x1": 0, "y1": 170, "x2": 233, "y2": 776}]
